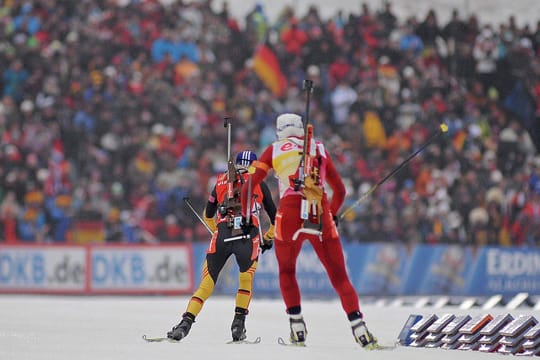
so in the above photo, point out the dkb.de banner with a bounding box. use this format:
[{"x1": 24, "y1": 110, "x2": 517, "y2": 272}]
[{"x1": 0, "y1": 244, "x2": 194, "y2": 294}]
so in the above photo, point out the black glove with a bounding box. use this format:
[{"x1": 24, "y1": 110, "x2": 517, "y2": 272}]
[
  {"x1": 333, "y1": 215, "x2": 339, "y2": 227},
  {"x1": 241, "y1": 217, "x2": 254, "y2": 235},
  {"x1": 261, "y1": 239, "x2": 273, "y2": 254}
]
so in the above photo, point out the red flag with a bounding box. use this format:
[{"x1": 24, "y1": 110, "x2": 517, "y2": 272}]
[{"x1": 253, "y1": 45, "x2": 287, "y2": 97}]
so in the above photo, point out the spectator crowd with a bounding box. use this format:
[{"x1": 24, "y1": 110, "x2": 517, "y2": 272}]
[{"x1": 1, "y1": 0, "x2": 540, "y2": 247}]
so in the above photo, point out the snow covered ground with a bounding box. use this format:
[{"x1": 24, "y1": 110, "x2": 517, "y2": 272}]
[{"x1": 2, "y1": 295, "x2": 539, "y2": 360}]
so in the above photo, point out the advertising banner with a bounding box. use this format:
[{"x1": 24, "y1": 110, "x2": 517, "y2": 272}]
[
  {"x1": 90, "y1": 245, "x2": 194, "y2": 294},
  {"x1": 0, "y1": 244, "x2": 194, "y2": 295},
  {"x1": 465, "y1": 246, "x2": 540, "y2": 296},
  {"x1": 0, "y1": 245, "x2": 86, "y2": 293},
  {"x1": 346, "y1": 243, "x2": 409, "y2": 296},
  {"x1": 3, "y1": 243, "x2": 540, "y2": 297},
  {"x1": 400, "y1": 244, "x2": 474, "y2": 295}
]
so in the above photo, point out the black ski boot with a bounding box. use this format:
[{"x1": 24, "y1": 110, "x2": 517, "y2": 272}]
[
  {"x1": 167, "y1": 312, "x2": 195, "y2": 341},
  {"x1": 231, "y1": 308, "x2": 248, "y2": 342}
]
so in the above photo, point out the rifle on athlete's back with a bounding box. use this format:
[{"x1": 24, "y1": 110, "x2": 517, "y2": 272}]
[
  {"x1": 219, "y1": 117, "x2": 244, "y2": 233},
  {"x1": 295, "y1": 80, "x2": 323, "y2": 229}
]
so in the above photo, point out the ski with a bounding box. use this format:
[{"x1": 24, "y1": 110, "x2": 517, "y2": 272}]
[
  {"x1": 364, "y1": 340, "x2": 398, "y2": 351},
  {"x1": 143, "y1": 334, "x2": 261, "y2": 345},
  {"x1": 226, "y1": 336, "x2": 262, "y2": 345},
  {"x1": 277, "y1": 337, "x2": 306, "y2": 347},
  {"x1": 276, "y1": 336, "x2": 397, "y2": 350},
  {"x1": 142, "y1": 335, "x2": 180, "y2": 343}
]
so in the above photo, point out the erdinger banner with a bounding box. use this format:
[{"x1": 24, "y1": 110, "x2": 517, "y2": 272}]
[
  {"x1": 0, "y1": 244, "x2": 194, "y2": 295},
  {"x1": 465, "y1": 246, "x2": 540, "y2": 296}
]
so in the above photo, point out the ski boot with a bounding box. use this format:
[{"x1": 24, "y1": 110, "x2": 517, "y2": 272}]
[
  {"x1": 289, "y1": 314, "x2": 307, "y2": 345},
  {"x1": 231, "y1": 310, "x2": 247, "y2": 342},
  {"x1": 167, "y1": 312, "x2": 195, "y2": 341},
  {"x1": 351, "y1": 318, "x2": 378, "y2": 349}
]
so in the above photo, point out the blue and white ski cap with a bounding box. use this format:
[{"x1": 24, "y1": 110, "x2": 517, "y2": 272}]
[{"x1": 235, "y1": 150, "x2": 257, "y2": 167}]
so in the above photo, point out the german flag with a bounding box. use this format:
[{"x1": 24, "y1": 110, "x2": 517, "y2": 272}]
[
  {"x1": 70, "y1": 220, "x2": 106, "y2": 244},
  {"x1": 252, "y1": 44, "x2": 287, "y2": 97},
  {"x1": 452, "y1": 129, "x2": 467, "y2": 152}
]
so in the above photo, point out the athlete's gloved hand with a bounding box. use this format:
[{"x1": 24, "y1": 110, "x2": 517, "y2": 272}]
[
  {"x1": 261, "y1": 239, "x2": 273, "y2": 253},
  {"x1": 263, "y1": 224, "x2": 275, "y2": 241},
  {"x1": 261, "y1": 224, "x2": 275, "y2": 253},
  {"x1": 241, "y1": 217, "x2": 254, "y2": 236},
  {"x1": 333, "y1": 215, "x2": 339, "y2": 227}
]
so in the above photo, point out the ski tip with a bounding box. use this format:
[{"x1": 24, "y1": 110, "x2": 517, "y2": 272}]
[
  {"x1": 142, "y1": 335, "x2": 157, "y2": 342},
  {"x1": 364, "y1": 341, "x2": 398, "y2": 351},
  {"x1": 142, "y1": 335, "x2": 161, "y2": 342},
  {"x1": 277, "y1": 337, "x2": 306, "y2": 347},
  {"x1": 142, "y1": 335, "x2": 179, "y2": 343}
]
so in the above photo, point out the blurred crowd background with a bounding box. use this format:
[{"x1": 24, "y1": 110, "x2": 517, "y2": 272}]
[{"x1": 1, "y1": 0, "x2": 540, "y2": 247}]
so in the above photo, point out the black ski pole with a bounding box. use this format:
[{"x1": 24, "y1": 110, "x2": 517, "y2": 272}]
[
  {"x1": 183, "y1": 197, "x2": 213, "y2": 234},
  {"x1": 339, "y1": 123, "x2": 449, "y2": 220}
]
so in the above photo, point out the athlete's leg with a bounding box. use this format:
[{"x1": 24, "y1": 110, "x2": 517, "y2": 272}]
[
  {"x1": 186, "y1": 227, "x2": 232, "y2": 317},
  {"x1": 310, "y1": 213, "x2": 377, "y2": 347},
  {"x1": 274, "y1": 206, "x2": 304, "y2": 311},
  {"x1": 274, "y1": 198, "x2": 313, "y2": 344},
  {"x1": 230, "y1": 228, "x2": 259, "y2": 341},
  {"x1": 233, "y1": 227, "x2": 260, "y2": 310},
  {"x1": 310, "y1": 212, "x2": 360, "y2": 316}
]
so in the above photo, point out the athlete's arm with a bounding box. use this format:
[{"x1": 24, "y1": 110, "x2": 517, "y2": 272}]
[
  {"x1": 324, "y1": 150, "x2": 346, "y2": 216},
  {"x1": 260, "y1": 181, "x2": 276, "y2": 225},
  {"x1": 204, "y1": 186, "x2": 218, "y2": 218}
]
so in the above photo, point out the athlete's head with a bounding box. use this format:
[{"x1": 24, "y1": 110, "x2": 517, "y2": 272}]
[
  {"x1": 276, "y1": 113, "x2": 304, "y2": 140},
  {"x1": 235, "y1": 150, "x2": 257, "y2": 169}
]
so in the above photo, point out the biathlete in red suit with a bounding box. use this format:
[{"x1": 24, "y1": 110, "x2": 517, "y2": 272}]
[
  {"x1": 168, "y1": 150, "x2": 276, "y2": 343},
  {"x1": 241, "y1": 113, "x2": 377, "y2": 347}
]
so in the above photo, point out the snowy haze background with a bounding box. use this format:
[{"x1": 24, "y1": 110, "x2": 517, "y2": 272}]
[
  {"x1": 2, "y1": 295, "x2": 540, "y2": 360},
  {"x1": 215, "y1": 0, "x2": 540, "y2": 28}
]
